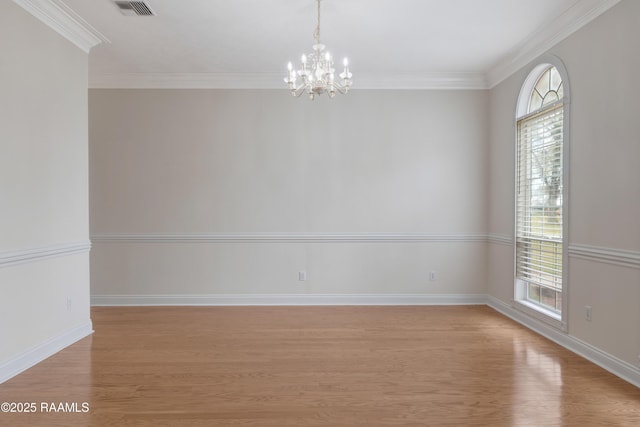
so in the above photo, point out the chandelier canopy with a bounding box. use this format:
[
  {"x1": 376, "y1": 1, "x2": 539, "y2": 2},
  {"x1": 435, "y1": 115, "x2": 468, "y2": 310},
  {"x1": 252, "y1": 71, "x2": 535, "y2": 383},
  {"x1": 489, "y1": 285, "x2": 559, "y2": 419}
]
[{"x1": 284, "y1": 0, "x2": 352, "y2": 100}]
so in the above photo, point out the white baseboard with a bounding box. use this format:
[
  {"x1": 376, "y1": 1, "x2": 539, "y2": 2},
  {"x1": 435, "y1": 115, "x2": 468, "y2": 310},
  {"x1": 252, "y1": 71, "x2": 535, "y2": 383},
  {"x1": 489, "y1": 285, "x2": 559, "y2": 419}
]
[
  {"x1": 91, "y1": 293, "x2": 489, "y2": 307},
  {"x1": 487, "y1": 296, "x2": 640, "y2": 388},
  {"x1": 39, "y1": 294, "x2": 639, "y2": 389},
  {"x1": 0, "y1": 321, "x2": 93, "y2": 384}
]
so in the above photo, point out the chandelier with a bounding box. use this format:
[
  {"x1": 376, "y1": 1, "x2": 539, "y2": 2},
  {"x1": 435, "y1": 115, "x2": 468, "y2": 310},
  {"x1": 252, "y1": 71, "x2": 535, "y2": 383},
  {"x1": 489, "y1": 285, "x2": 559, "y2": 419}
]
[{"x1": 284, "y1": 0, "x2": 352, "y2": 99}]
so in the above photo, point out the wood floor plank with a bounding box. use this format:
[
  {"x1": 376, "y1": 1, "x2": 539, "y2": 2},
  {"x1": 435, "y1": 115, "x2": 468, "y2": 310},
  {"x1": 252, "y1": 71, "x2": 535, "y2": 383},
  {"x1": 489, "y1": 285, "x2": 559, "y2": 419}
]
[{"x1": 0, "y1": 305, "x2": 638, "y2": 426}]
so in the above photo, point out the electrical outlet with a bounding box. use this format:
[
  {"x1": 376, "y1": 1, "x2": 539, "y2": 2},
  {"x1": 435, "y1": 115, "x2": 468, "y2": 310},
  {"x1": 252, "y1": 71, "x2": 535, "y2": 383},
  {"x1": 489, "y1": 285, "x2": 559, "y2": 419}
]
[
  {"x1": 298, "y1": 271, "x2": 307, "y2": 281},
  {"x1": 66, "y1": 297, "x2": 72, "y2": 311},
  {"x1": 429, "y1": 271, "x2": 438, "y2": 281},
  {"x1": 585, "y1": 305, "x2": 592, "y2": 321}
]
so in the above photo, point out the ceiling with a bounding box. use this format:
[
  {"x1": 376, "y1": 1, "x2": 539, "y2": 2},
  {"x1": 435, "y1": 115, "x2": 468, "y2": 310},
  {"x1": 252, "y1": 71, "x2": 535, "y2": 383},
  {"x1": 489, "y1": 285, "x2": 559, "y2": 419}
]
[{"x1": 55, "y1": 0, "x2": 619, "y2": 89}]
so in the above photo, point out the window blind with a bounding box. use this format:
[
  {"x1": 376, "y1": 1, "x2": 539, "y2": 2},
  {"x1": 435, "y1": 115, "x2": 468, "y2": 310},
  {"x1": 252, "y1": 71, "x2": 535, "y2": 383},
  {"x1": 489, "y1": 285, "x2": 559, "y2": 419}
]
[{"x1": 516, "y1": 104, "x2": 563, "y2": 296}]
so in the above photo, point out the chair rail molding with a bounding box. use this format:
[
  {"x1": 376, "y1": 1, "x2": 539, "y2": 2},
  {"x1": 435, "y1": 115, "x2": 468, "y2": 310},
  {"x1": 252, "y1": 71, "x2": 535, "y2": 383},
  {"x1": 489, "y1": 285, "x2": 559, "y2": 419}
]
[
  {"x1": 0, "y1": 241, "x2": 91, "y2": 268},
  {"x1": 487, "y1": 233, "x2": 513, "y2": 246},
  {"x1": 568, "y1": 243, "x2": 640, "y2": 270}
]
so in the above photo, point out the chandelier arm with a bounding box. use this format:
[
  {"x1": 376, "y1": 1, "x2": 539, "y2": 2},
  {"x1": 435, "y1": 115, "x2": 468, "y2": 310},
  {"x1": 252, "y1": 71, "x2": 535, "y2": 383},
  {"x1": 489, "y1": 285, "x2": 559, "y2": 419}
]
[
  {"x1": 292, "y1": 85, "x2": 308, "y2": 97},
  {"x1": 330, "y1": 83, "x2": 349, "y2": 95}
]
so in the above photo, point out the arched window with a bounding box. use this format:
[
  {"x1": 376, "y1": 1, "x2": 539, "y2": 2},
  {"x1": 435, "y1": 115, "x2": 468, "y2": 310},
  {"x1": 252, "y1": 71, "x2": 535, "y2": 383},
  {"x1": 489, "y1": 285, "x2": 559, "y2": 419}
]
[{"x1": 515, "y1": 58, "x2": 569, "y2": 328}]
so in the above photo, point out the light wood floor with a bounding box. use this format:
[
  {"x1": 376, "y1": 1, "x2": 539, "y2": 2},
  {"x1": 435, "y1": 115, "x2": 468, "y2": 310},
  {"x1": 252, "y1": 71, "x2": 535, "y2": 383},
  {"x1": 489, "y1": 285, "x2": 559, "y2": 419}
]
[{"x1": 1, "y1": 306, "x2": 638, "y2": 426}]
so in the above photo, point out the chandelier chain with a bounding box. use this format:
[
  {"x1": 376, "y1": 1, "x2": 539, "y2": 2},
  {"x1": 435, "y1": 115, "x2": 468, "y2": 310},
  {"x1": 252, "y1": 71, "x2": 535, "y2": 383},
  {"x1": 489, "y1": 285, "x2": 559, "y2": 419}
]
[{"x1": 314, "y1": 0, "x2": 321, "y2": 44}]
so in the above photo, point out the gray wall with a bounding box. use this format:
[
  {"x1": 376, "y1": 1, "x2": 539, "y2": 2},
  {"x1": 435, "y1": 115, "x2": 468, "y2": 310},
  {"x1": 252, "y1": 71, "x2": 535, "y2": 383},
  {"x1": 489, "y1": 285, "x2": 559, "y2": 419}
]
[
  {"x1": 89, "y1": 90, "x2": 490, "y2": 299},
  {"x1": 488, "y1": 0, "x2": 640, "y2": 368},
  {"x1": 0, "y1": 1, "x2": 91, "y2": 379},
  {"x1": 87, "y1": 0, "x2": 639, "y2": 380}
]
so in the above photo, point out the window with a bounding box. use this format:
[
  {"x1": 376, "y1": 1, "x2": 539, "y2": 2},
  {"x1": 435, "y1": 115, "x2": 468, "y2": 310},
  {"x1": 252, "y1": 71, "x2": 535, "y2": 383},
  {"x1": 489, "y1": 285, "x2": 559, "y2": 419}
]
[{"x1": 515, "y1": 61, "x2": 569, "y2": 327}]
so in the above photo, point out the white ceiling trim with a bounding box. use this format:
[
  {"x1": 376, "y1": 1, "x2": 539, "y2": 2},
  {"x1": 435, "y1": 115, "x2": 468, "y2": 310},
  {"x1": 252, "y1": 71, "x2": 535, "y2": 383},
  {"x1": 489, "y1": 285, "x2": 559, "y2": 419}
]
[
  {"x1": 486, "y1": 0, "x2": 621, "y2": 88},
  {"x1": 89, "y1": 0, "x2": 620, "y2": 91},
  {"x1": 19, "y1": 0, "x2": 621, "y2": 89},
  {"x1": 13, "y1": 0, "x2": 109, "y2": 53},
  {"x1": 342, "y1": 73, "x2": 487, "y2": 90},
  {"x1": 90, "y1": 73, "x2": 287, "y2": 89},
  {"x1": 89, "y1": 71, "x2": 488, "y2": 90}
]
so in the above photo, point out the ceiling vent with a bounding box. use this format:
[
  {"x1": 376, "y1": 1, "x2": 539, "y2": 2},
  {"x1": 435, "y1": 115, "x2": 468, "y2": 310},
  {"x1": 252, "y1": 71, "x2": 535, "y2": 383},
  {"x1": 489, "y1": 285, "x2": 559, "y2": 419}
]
[{"x1": 114, "y1": 1, "x2": 155, "y2": 16}]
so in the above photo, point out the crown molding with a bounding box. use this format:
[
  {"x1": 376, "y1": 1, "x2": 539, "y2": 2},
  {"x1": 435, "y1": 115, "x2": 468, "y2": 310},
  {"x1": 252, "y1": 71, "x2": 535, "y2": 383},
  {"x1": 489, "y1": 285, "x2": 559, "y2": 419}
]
[
  {"x1": 355, "y1": 72, "x2": 487, "y2": 90},
  {"x1": 486, "y1": 0, "x2": 621, "y2": 88},
  {"x1": 90, "y1": 73, "x2": 285, "y2": 89},
  {"x1": 89, "y1": 71, "x2": 488, "y2": 90},
  {"x1": 85, "y1": 0, "x2": 620, "y2": 90},
  {"x1": 13, "y1": 0, "x2": 109, "y2": 53}
]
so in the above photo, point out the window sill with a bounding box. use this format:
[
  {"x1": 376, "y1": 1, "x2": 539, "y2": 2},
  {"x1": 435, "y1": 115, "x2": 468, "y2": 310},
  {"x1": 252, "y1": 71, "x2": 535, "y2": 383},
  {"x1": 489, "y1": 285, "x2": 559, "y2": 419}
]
[{"x1": 514, "y1": 299, "x2": 565, "y2": 331}]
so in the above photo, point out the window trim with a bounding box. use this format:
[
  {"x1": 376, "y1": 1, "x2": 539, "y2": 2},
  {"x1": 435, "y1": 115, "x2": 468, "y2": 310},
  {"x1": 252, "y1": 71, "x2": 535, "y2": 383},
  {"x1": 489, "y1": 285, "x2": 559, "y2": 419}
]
[{"x1": 513, "y1": 55, "x2": 571, "y2": 331}]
